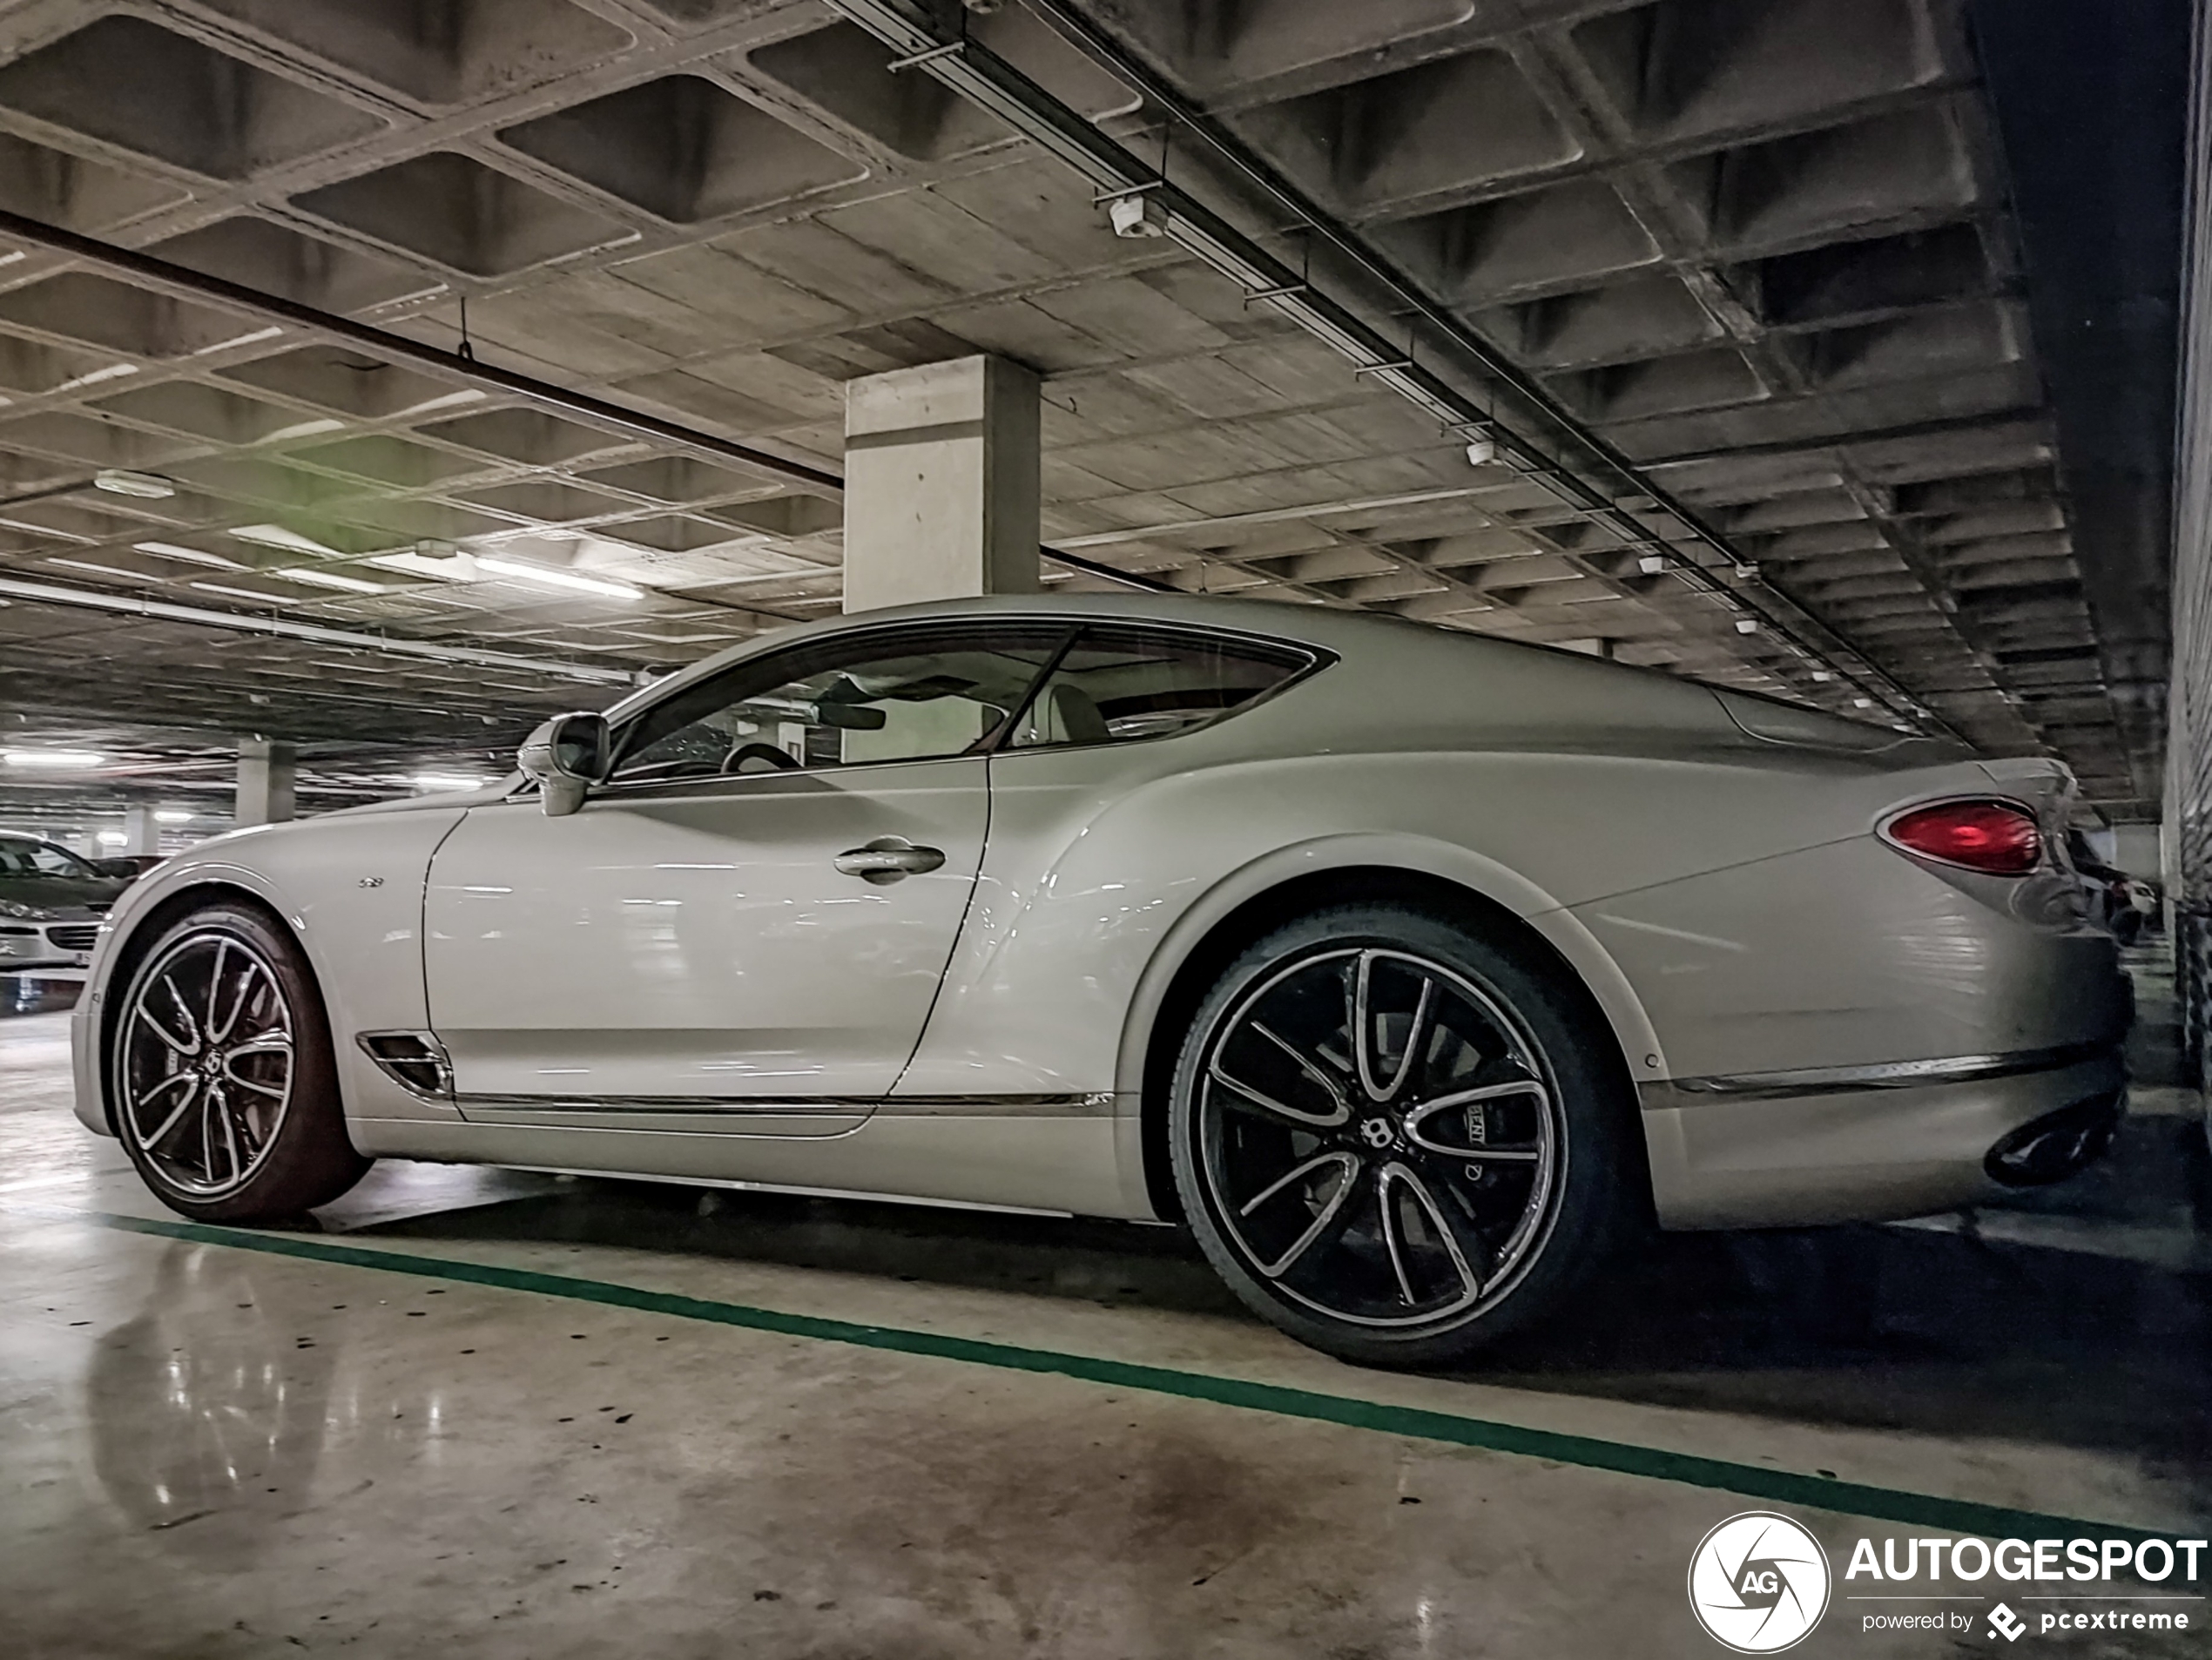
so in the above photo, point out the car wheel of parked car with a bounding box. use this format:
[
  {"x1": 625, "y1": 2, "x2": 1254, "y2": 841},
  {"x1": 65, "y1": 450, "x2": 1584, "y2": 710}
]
[
  {"x1": 1170, "y1": 903, "x2": 1637, "y2": 1367},
  {"x1": 111, "y1": 903, "x2": 369, "y2": 1222}
]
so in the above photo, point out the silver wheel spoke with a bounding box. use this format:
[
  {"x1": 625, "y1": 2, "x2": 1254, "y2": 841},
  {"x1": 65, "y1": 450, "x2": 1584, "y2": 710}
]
[
  {"x1": 1353, "y1": 952, "x2": 1435, "y2": 1103},
  {"x1": 1382, "y1": 1162, "x2": 1482, "y2": 1307},
  {"x1": 212, "y1": 1085, "x2": 241, "y2": 1183},
  {"x1": 135, "y1": 1073, "x2": 200, "y2": 1150},
  {"x1": 1208, "y1": 1059, "x2": 1346, "y2": 1130},
  {"x1": 1403, "y1": 1080, "x2": 1548, "y2": 1161},
  {"x1": 1253, "y1": 1154, "x2": 1364, "y2": 1279},
  {"x1": 199, "y1": 1084, "x2": 219, "y2": 1183},
  {"x1": 160, "y1": 975, "x2": 202, "y2": 1051},
  {"x1": 132, "y1": 1002, "x2": 198, "y2": 1057},
  {"x1": 206, "y1": 942, "x2": 258, "y2": 1045},
  {"x1": 1253, "y1": 1022, "x2": 1351, "y2": 1117}
]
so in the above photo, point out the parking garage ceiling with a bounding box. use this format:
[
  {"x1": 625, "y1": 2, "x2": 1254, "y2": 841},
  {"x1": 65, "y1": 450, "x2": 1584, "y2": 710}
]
[{"x1": 0, "y1": 0, "x2": 2182, "y2": 818}]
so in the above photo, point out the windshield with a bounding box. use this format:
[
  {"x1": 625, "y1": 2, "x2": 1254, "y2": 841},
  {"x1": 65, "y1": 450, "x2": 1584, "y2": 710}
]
[{"x1": 0, "y1": 835, "x2": 97, "y2": 879}]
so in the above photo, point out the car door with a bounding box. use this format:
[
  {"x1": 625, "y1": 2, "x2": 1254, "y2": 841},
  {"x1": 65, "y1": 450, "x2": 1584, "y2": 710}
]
[{"x1": 421, "y1": 621, "x2": 1069, "y2": 1129}]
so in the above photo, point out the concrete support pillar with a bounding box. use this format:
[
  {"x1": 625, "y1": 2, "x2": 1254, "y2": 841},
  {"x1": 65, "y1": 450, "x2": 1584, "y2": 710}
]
[
  {"x1": 236, "y1": 738, "x2": 296, "y2": 827},
  {"x1": 120, "y1": 804, "x2": 158, "y2": 856},
  {"x1": 2111, "y1": 823, "x2": 2162, "y2": 878},
  {"x1": 842, "y1": 354, "x2": 1040, "y2": 612}
]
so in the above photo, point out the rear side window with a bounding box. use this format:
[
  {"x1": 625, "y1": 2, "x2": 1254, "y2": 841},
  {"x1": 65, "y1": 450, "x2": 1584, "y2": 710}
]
[{"x1": 1006, "y1": 624, "x2": 1316, "y2": 751}]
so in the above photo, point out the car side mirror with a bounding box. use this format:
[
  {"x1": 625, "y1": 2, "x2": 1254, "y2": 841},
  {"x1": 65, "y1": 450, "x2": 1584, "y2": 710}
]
[
  {"x1": 91, "y1": 857, "x2": 139, "y2": 880},
  {"x1": 518, "y1": 712, "x2": 611, "y2": 817}
]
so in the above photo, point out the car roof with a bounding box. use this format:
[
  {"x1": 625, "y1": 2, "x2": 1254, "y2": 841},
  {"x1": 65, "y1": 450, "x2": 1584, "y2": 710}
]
[{"x1": 599, "y1": 590, "x2": 1618, "y2": 725}]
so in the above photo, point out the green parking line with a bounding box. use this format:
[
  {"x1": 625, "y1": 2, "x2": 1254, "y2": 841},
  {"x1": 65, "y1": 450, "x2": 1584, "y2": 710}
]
[{"x1": 85, "y1": 1208, "x2": 2190, "y2": 1547}]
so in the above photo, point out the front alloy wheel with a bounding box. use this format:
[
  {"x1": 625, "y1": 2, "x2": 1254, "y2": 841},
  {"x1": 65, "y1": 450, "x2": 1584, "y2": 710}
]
[
  {"x1": 111, "y1": 903, "x2": 368, "y2": 1221},
  {"x1": 118, "y1": 930, "x2": 296, "y2": 1199},
  {"x1": 1171, "y1": 905, "x2": 1634, "y2": 1366}
]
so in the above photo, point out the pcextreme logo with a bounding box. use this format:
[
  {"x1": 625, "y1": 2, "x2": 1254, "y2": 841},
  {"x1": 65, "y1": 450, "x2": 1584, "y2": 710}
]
[{"x1": 1688, "y1": 1512, "x2": 1833, "y2": 1652}]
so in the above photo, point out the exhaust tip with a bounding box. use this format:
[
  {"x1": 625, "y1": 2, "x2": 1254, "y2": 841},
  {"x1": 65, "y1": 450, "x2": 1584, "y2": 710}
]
[{"x1": 1984, "y1": 1091, "x2": 2123, "y2": 1187}]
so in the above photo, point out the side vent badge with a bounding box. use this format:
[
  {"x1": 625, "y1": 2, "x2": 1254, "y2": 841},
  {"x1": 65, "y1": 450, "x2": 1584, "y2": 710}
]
[{"x1": 356, "y1": 1030, "x2": 453, "y2": 1100}]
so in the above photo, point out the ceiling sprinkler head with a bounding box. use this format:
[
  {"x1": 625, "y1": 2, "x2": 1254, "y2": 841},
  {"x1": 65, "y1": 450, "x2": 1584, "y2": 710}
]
[{"x1": 1109, "y1": 194, "x2": 1167, "y2": 239}]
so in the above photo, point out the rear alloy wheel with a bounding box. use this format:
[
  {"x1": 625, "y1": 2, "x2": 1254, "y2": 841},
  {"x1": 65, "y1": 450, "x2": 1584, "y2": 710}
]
[
  {"x1": 1170, "y1": 905, "x2": 1635, "y2": 1366},
  {"x1": 112, "y1": 904, "x2": 368, "y2": 1222}
]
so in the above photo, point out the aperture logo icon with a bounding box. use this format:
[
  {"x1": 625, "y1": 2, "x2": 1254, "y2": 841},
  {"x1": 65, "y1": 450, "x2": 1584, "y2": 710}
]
[{"x1": 1689, "y1": 1512, "x2": 1832, "y2": 1652}]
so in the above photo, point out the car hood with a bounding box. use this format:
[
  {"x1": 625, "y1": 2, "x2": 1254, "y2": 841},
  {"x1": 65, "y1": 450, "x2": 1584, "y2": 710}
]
[{"x1": 0, "y1": 874, "x2": 128, "y2": 917}]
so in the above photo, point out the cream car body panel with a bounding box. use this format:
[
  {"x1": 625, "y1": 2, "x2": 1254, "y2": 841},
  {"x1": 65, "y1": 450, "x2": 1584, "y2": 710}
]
[
  {"x1": 71, "y1": 805, "x2": 472, "y2": 1137},
  {"x1": 421, "y1": 754, "x2": 990, "y2": 1129},
  {"x1": 73, "y1": 593, "x2": 2131, "y2": 1232}
]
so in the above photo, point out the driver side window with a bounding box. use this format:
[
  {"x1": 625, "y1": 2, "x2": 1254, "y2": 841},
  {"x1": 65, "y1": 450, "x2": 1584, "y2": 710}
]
[{"x1": 608, "y1": 624, "x2": 1069, "y2": 786}]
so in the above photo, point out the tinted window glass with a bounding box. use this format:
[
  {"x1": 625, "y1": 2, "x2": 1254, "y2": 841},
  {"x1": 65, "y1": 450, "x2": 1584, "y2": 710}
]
[
  {"x1": 610, "y1": 624, "x2": 1068, "y2": 786},
  {"x1": 0, "y1": 836, "x2": 93, "y2": 877},
  {"x1": 1008, "y1": 625, "x2": 1312, "y2": 749}
]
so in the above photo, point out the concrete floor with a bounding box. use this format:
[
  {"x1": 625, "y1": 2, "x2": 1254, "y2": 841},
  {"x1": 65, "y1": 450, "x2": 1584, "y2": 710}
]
[{"x1": 3, "y1": 965, "x2": 2208, "y2": 1658}]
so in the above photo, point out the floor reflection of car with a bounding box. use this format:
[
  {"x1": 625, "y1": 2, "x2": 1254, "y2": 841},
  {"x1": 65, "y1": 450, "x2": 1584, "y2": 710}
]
[
  {"x1": 71, "y1": 595, "x2": 2134, "y2": 1367},
  {"x1": 0, "y1": 833, "x2": 129, "y2": 972}
]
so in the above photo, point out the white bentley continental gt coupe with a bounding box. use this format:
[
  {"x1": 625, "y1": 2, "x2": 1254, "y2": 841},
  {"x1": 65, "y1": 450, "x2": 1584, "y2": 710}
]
[{"x1": 71, "y1": 594, "x2": 2130, "y2": 1365}]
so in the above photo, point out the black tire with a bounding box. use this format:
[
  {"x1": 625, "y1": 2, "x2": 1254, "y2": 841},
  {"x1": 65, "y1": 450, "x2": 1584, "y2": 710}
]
[
  {"x1": 109, "y1": 902, "x2": 369, "y2": 1222},
  {"x1": 1169, "y1": 902, "x2": 1637, "y2": 1367}
]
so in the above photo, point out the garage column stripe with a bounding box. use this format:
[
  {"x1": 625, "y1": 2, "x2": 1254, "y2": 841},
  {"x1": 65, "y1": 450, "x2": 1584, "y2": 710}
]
[{"x1": 76, "y1": 1209, "x2": 2190, "y2": 1548}]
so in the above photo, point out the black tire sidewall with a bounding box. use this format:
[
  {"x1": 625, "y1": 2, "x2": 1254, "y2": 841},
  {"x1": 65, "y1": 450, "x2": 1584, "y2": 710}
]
[
  {"x1": 1168, "y1": 902, "x2": 1635, "y2": 1367},
  {"x1": 111, "y1": 902, "x2": 367, "y2": 1222}
]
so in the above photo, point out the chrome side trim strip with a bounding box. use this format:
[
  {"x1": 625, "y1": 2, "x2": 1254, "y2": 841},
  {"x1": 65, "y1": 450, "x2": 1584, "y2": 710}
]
[
  {"x1": 455, "y1": 1091, "x2": 1116, "y2": 1117},
  {"x1": 1651, "y1": 1042, "x2": 2120, "y2": 1105}
]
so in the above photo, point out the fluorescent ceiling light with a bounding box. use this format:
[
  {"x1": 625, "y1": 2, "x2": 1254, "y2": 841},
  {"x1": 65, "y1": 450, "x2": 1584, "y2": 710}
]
[
  {"x1": 135, "y1": 541, "x2": 246, "y2": 570},
  {"x1": 92, "y1": 469, "x2": 175, "y2": 499},
  {"x1": 63, "y1": 366, "x2": 140, "y2": 393},
  {"x1": 200, "y1": 326, "x2": 283, "y2": 354},
  {"x1": 154, "y1": 809, "x2": 195, "y2": 825},
  {"x1": 231, "y1": 524, "x2": 343, "y2": 557},
  {"x1": 264, "y1": 418, "x2": 346, "y2": 443},
  {"x1": 475, "y1": 556, "x2": 643, "y2": 600},
  {"x1": 190, "y1": 582, "x2": 293, "y2": 605},
  {"x1": 403, "y1": 388, "x2": 489, "y2": 415},
  {"x1": 3, "y1": 749, "x2": 104, "y2": 768},
  {"x1": 412, "y1": 773, "x2": 489, "y2": 792},
  {"x1": 95, "y1": 829, "x2": 128, "y2": 847},
  {"x1": 280, "y1": 566, "x2": 388, "y2": 594},
  {"x1": 45, "y1": 558, "x2": 147, "y2": 580}
]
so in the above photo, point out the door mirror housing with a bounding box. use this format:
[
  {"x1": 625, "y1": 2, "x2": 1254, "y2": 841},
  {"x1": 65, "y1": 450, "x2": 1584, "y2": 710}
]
[{"x1": 518, "y1": 712, "x2": 612, "y2": 817}]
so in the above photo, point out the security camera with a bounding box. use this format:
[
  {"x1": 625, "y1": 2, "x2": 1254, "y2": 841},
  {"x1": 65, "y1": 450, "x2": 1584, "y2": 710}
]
[{"x1": 1109, "y1": 194, "x2": 1166, "y2": 239}]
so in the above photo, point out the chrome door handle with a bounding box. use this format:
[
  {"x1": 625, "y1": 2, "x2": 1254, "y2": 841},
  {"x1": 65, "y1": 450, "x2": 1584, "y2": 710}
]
[{"x1": 833, "y1": 839, "x2": 947, "y2": 884}]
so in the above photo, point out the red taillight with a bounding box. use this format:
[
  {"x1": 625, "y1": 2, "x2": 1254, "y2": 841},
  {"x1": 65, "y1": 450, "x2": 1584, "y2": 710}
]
[{"x1": 1883, "y1": 800, "x2": 2043, "y2": 874}]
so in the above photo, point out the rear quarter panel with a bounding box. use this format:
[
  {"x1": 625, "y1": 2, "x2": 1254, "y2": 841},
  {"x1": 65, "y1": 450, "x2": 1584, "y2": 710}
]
[{"x1": 900, "y1": 708, "x2": 1966, "y2": 1109}]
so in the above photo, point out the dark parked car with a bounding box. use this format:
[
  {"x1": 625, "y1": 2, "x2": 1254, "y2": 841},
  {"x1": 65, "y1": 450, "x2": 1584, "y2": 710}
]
[
  {"x1": 0, "y1": 834, "x2": 130, "y2": 972},
  {"x1": 91, "y1": 854, "x2": 168, "y2": 881}
]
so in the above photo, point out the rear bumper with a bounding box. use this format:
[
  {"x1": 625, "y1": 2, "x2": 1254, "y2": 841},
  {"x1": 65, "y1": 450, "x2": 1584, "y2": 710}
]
[{"x1": 1640, "y1": 1046, "x2": 2127, "y2": 1229}]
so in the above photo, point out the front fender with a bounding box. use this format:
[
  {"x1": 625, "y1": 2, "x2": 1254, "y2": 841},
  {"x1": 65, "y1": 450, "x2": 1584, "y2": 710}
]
[{"x1": 71, "y1": 811, "x2": 468, "y2": 1137}]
